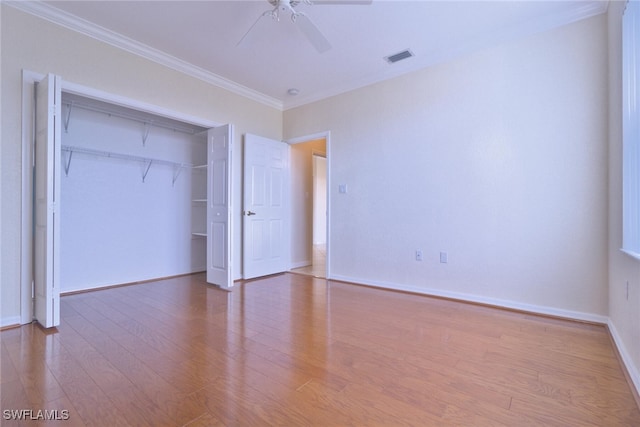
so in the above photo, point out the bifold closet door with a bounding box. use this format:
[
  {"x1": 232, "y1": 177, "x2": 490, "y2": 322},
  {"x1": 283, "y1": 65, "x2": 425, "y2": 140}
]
[
  {"x1": 207, "y1": 125, "x2": 233, "y2": 289},
  {"x1": 34, "y1": 73, "x2": 62, "y2": 328}
]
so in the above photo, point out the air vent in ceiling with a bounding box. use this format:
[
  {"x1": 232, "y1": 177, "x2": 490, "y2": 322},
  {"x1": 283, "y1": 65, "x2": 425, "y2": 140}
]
[{"x1": 384, "y1": 49, "x2": 414, "y2": 64}]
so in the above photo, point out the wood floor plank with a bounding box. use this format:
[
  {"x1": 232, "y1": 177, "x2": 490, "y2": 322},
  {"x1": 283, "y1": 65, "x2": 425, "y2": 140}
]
[
  {"x1": 9, "y1": 355, "x2": 66, "y2": 408},
  {"x1": 3, "y1": 334, "x2": 68, "y2": 409},
  {"x1": 1, "y1": 379, "x2": 32, "y2": 426},
  {"x1": 190, "y1": 375, "x2": 308, "y2": 426},
  {"x1": 1, "y1": 272, "x2": 638, "y2": 426},
  {"x1": 34, "y1": 395, "x2": 88, "y2": 427},
  {"x1": 182, "y1": 411, "x2": 225, "y2": 427},
  {"x1": 45, "y1": 351, "x2": 131, "y2": 426},
  {"x1": 1, "y1": 339, "x2": 20, "y2": 384}
]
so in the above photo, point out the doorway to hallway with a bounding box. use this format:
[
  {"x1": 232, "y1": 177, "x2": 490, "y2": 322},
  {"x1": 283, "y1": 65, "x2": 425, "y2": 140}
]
[{"x1": 289, "y1": 137, "x2": 328, "y2": 278}]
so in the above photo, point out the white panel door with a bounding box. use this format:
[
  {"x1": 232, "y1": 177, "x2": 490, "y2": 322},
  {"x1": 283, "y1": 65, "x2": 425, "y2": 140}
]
[
  {"x1": 207, "y1": 125, "x2": 233, "y2": 289},
  {"x1": 243, "y1": 134, "x2": 290, "y2": 279},
  {"x1": 34, "y1": 74, "x2": 62, "y2": 328}
]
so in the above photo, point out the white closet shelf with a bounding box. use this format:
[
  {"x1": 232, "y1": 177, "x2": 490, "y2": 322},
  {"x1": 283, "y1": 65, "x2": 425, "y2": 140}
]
[
  {"x1": 62, "y1": 99, "x2": 203, "y2": 136},
  {"x1": 62, "y1": 145, "x2": 193, "y2": 168},
  {"x1": 61, "y1": 145, "x2": 193, "y2": 184}
]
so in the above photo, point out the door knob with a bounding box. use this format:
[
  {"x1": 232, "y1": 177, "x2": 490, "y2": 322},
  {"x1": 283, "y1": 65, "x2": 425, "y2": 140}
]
[{"x1": 244, "y1": 210, "x2": 256, "y2": 216}]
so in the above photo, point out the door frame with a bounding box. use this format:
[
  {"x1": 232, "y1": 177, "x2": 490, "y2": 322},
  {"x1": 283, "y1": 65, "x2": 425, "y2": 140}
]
[
  {"x1": 20, "y1": 70, "x2": 220, "y2": 324},
  {"x1": 287, "y1": 131, "x2": 331, "y2": 279}
]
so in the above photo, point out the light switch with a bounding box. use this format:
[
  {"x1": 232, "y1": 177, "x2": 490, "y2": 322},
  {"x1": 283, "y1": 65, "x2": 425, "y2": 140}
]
[{"x1": 338, "y1": 184, "x2": 348, "y2": 194}]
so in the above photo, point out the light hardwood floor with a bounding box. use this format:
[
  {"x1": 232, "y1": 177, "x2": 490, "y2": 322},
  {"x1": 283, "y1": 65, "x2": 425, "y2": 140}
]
[
  {"x1": 1, "y1": 273, "x2": 639, "y2": 426},
  {"x1": 291, "y1": 244, "x2": 326, "y2": 278}
]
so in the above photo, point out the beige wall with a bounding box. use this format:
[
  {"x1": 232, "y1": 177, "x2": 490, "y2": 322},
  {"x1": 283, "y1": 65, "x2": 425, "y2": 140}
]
[
  {"x1": 3, "y1": 0, "x2": 637, "y2": 396},
  {"x1": 607, "y1": 0, "x2": 640, "y2": 393},
  {"x1": 0, "y1": 5, "x2": 282, "y2": 324},
  {"x1": 1, "y1": 0, "x2": 638, "y2": 399},
  {"x1": 285, "y1": 15, "x2": 609, "y2": 320}
]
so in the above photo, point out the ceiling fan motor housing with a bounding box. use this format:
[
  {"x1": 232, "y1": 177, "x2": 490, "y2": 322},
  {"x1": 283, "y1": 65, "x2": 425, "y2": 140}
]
[
  {"x1": 241, "y1": 0, "x2": 362, "y2": 54},
  {"x1": 269, "y1": 0, "x2": 302, "y2": 9}
]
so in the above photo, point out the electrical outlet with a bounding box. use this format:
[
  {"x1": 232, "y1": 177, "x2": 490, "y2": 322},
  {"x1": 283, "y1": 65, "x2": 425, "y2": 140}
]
[{"x1": 415, "y1": 250, "x2": 423, "y2": 261}]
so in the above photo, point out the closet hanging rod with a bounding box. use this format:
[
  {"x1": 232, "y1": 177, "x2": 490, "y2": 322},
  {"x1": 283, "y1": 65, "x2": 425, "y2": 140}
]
[
  {"x1": 61, "y1": 101, "x2": 202, "y2": 135},
  {"x1": 61, "y1": 145, "x2": 194, "y2": 169}
]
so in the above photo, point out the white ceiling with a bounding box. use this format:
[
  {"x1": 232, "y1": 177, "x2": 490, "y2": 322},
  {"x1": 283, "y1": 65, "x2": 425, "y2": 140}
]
[{"x1": 17, "y1": 0, "x2": 607, "y2": 110}]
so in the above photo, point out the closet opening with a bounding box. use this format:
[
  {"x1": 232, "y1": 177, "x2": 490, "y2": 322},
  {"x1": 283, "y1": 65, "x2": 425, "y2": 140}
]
[
  {"x1": 59, "y1": 92, "x2": 209, "y2": 294},
  {"x1": 21, "y1": 72, "x2": 231, "y2": 326}
]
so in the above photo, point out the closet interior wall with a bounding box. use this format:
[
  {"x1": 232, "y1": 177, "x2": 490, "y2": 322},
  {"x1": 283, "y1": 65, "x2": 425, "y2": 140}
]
[{"x1": 60, "y1": 94, "x2": 207, "y2": 293}]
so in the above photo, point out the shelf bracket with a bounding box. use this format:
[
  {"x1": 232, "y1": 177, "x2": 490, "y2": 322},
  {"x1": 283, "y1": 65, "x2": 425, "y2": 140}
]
[
  {"x1": 62, "y1": 149, "x2": 73, "y2": 176},
  {"x1": 172, "y1": 165, "x2": 184, "y2": 187},
  {"x1": 64, "y1": 101, "x2": 73, "y2": 133},
  {"x1": 142, "y1": 160, "x2": 153, "y2": 183},
  {"x1": 142, "y1": 121, "x2": 153, "y2": 146}
]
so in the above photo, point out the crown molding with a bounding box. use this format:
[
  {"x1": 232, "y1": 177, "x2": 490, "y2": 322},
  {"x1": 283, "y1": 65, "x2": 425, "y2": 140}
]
[
  {"x1": 7, "y1": 0, "x2": 607, "y2": 112},
  {"x1": 282, "y1": 0, "x2": 609, "y2": 110},
  {"x1": 5, "y1": 0, "x2": 284, "y2": 111}
]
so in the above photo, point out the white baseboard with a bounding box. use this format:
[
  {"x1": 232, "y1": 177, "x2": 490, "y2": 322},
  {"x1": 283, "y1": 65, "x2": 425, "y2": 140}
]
[
  {"x1": 608, "y1": 319, "x2": 640, "y2": 397},
  {"x1": 60, "y1": 270, "x2": 205, "y2": 295},
  {"x1": 1, "y1": 316, "x2": 22, "y2": 329},
  {"x1": 328, "y1": 275, "x2": 640, "y2": 396},
  {"x1": 290, "y1": 260, "x2": 312, "y2": 269},
  {"x1": 329, "y1": 274, "x2": 609, "y2": 324}
]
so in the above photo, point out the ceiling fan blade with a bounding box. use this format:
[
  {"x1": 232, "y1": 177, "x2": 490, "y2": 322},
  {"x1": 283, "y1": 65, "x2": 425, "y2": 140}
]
[
  {"x1": 237, "y1": 10, "x2": 271, "y2": 47},
  {"x1": 295, "y1": 13, "x2": 332, "y2": 53}
]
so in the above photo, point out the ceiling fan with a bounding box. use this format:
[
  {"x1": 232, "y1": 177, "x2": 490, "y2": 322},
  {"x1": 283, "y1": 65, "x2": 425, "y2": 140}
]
[{"x1": 238, "y1": 0, "x2": 372, "y2": 54}]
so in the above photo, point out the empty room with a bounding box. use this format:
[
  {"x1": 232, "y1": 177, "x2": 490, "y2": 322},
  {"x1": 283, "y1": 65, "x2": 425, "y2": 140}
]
[{"x1": 1, "y1": 0, "x2": 639, "y2": 425}]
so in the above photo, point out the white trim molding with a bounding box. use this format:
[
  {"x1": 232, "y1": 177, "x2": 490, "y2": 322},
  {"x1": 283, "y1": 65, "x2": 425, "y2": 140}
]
[
  {"x1": 608, "y1": 319, "x2": 640, "y2": 397},
  {"x1": 621, "y1": 248, "x2": 640, "y2": 262},
  {"x1": 0, "y1": 317, "x2": 22, "y2": 329},
  {"x1": 6, "y1": 1, "x2": 607, "y2": 112},
  {"x1": 5, "y1": 1, "x2": 283, "y2": 110},
  {"x1": 282, "y1": 0, "x2": 609, "y2": 110},
  {"x1": 328, "y1": 273, "x2": 640, "y2": 397},
  {"x1": 61, "y1": 79, "x2": 221, "y2": 128},
  {"x1": 290, "y1": 260, "x2": 312, "y2": 269},
  {"x1": 330, "y1": 274, "x2": 610, "y2": 324}
]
